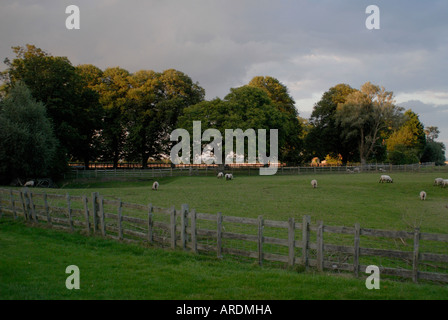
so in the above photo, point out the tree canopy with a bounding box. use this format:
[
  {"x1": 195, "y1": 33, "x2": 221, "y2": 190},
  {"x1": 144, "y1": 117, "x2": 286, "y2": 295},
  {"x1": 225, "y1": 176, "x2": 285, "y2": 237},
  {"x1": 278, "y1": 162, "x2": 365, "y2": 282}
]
[
  {"x1": 0, "y1": 82, "x2": 58, "y2": 183},
  {"x1": 0, "y1": 44, "x2": 444, "y2": 184}
]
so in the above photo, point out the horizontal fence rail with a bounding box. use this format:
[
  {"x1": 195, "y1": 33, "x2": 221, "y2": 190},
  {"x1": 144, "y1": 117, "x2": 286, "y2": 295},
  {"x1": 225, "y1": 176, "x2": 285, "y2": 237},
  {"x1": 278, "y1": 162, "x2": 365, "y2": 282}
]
[
  {"x1": 1, "y1": 187, "x2": 447, "y2": 284},
  {"x1": 63, "y1": 162, "x2": 443, "y2": 180}
]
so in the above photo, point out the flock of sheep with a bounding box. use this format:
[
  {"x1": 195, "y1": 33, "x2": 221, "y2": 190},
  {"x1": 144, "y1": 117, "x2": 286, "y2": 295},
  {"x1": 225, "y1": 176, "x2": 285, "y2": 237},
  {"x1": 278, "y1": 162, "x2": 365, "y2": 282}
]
[
  {"x1": 151, "y1": 172, "x2": 447, "y2": 199},
  {"x1": 307, "y1": 174, "x2": 447, "y2": 202},
  {"x1": 217, "y1": 172, "x2": 234, "y2": 180},
  {"x1": 434, "y1": 177, "x2": 448, "y2": 188}
]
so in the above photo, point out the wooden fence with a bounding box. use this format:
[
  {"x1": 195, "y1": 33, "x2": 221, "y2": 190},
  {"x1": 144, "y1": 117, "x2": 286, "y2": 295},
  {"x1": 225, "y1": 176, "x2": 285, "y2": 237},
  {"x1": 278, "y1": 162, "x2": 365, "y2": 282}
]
[{"x1": 1, "y1": 187, "x2": 447, "y2": 284}]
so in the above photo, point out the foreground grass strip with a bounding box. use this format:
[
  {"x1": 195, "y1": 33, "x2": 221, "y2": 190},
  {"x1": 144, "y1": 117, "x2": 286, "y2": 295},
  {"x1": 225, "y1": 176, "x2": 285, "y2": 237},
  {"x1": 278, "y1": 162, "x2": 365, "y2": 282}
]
[{"x1": 1, "y1": 220, "x2": 447, "y2": 300}]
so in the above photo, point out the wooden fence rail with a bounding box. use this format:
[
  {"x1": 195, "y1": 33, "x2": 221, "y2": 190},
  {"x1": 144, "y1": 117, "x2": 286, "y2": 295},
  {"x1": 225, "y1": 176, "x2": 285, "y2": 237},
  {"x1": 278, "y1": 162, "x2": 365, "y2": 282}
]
[{"x1": 1, "y1": 187, "x2": 447, "y2": 284}]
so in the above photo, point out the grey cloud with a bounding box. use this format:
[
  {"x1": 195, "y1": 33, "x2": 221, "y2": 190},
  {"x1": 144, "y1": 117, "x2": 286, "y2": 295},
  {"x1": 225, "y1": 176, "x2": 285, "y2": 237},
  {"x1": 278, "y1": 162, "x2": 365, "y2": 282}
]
[{"x1": 0, "y1": 1, "x2": 447, "y2": 156}]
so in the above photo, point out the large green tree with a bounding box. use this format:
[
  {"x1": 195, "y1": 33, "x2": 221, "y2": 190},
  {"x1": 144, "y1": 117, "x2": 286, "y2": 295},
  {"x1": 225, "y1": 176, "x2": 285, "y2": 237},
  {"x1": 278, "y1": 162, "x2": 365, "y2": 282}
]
[
  {"x1": 305, "y1": 83, "x2": 357, "y2": 164},
  {"x1": 421, "y1": 141, "x2": 446, "y2": 165},
  {"x1": 124, "y1": 69, "x2": 205, "y2": 167},
  {"x1": 421, "y1": 125, "x2": 445, "y2": 165},
  {"x1": 335, "y1": 82, "x2": 403, "y2": 165},
  {"x1": 1, "y1": 45, "x2": 103, "y2": 169},
  {"x1": 0, "y1": 82, "x2": 58, "y2": 184},
  {"x1": 95, "y1": 67, "x2": 131, "y2": 168},
  {"x1": 178, "y1": 85, "x2": 290, "y2": 164},
  {"x1": 247, "y1": 76, "x2": 303, "y2": 164},
  {"x1": 386, "y1": 109, "x2": 426, "y2": 164}
]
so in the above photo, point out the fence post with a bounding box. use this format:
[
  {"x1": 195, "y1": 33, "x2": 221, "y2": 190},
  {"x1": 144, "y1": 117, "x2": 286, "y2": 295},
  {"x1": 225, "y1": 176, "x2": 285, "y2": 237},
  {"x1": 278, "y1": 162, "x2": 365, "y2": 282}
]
[
  {"x1": 82, "y1": 195, "x2": 91, "y2": 235},
  {"x1": 258, "y1": 215, "x2": 264, "y2": 267},
  {"x1": 302, "y1": 215, "x2": 311, "y2": 268},
  {"x1": 99, "y1": 196, "x2": 106, "y2": 237},
  {"x1": 354, "y1": 223, "x2": 361, "y2": 277},
  {"x1": 28, "y1": 191, "x2": 37, "y2": 223},
  {"x1": 92, "y1": 192, "x2": 99, "y2": 233},
  {"x1": 217, "y1": 212, "x2": 223, "y2": 259},
  {"x1": 23, "y1": 190, "x2": 30, "y2": 221},
  {"x1": 19, "y1": 190, "x2": 27, "y2": 220},
  {"x1": 44, "y1": 193, "x2": 51, "y2": 227},
  {"x1": 190, "y1": 209, "x2": 198, "y2": 254},
  {"x1": 317, "y1": 220, "x2": 324, "y2": 272},
  {"x1": 117, "y1": 199, "x2": 123, "y2": 240},
  {"x1": 66, "y1": 194, "x2": 73, "y2": 232},
  {"x1": 9, "y1": 189, "x2": 17, "y2": 220},
  {"x1": 181, "y1": 204, "x2": 189, "y2": 250},
  {"x1": 413, "y1": 228, "x2": 420, "y2": 283},
  {"x1": 147, "y1": 204, "x2": 153, "y2": 243},
  {"x1": 170, "y1": 206, "x2": 176, "y2": 249},
  {"x1": 288, "y1": 217, "x2": 295, "y2": 267}
]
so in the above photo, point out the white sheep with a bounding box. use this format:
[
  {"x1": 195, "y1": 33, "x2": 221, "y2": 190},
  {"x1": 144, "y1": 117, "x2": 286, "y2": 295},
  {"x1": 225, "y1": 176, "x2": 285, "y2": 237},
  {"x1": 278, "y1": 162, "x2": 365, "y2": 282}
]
[
  {"x1": 434, "y1": 178, "x2": 444, "y2": 186},
  {"x1": 379, "y1": 175, "x2": 393, "y2": 183},
  {"x1": 217, "y1": 172, "x2": 224, "y2": 179},
  {"x1": 420, "y1": 191, "x2": 427, "y2": 201},
  {"x1": 353, "y1": 167, "x2": 360, "y2": 173},
  {"x1": 24, "y1": 180, "x2": 34, "y2": 187},
  {"x1": 311, "y1": 179, "x2": 318, "y2": 188},
  {"x1": 346, "y1": 169, "x2": 354, "y2": 174},
  {"x1": 152, "y1": 181, "x2": 159, "y2": 191},
  {"x1": 442, "y1": 179, "x2": 448, "y2": 188},
  {"x1": 225, "y1": 173, "x2": 233, "y2": 180}
]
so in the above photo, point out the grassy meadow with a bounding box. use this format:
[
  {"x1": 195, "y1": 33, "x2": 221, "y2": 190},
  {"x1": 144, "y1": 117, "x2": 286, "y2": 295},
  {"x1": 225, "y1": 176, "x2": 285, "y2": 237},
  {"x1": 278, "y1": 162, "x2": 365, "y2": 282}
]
[
  {"x1": 1, "y1": 170, "x2": 448, "y2": 300},
  {"x1": 59, "y1": 171, "x2": 448, "y2": 233}
]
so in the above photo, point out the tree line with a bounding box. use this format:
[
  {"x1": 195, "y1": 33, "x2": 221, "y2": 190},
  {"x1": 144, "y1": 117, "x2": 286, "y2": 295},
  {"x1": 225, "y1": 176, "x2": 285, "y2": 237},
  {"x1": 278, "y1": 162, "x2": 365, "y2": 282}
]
[{"x1": 0, "y1": 45, "x2": 445, "y2": 184}]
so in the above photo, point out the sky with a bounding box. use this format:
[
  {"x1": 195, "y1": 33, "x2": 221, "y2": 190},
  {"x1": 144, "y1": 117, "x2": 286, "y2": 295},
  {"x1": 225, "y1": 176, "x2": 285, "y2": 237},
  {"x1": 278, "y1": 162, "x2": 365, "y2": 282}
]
[{"x1": 1, "y1": 0, "x2": 447, "y2": 158}]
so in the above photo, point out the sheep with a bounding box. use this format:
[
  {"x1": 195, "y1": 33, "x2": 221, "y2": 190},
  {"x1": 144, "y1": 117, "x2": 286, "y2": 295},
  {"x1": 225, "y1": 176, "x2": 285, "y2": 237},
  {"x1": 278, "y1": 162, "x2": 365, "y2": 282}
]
[
  {"x1": 379, "y1": 175, "x2": 393, "y2": 183},
  {"x1": 346, "y1": 169, "x2": 354, "y2": 174},
  {"x1": 217, "y1": 172, "x2": 224, "y2": 179},
  {"x1": 420, "y1": 191, "x2": 427, "y2": 201},
  {"x1": 353, "y1": 167, "x2": 360, "y2": 173},
  {"x1": 225, "y1": 173, "x2": 234, "y2": 180},
  {"x1": 442, "y1": 179, "x2": 448, "y2": 188},
  {"x1": 152, "y1": 181, "x2": 159, "y2": 191},
  {"x1": 24, "y1": 180, "x2": 34, "y2": 187},
  {"x1": 311, "y1": 179, "x2": 318, "y2": 188},
  {"x1": 434, "y1": 178, "x2": 444, "y2": 186}
]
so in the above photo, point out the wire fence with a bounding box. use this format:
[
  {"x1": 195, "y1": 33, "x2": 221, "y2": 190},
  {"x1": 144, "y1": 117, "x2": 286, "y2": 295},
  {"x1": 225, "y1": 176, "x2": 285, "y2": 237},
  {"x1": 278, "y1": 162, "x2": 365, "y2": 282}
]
[{"x1": 63, "y1": 162, "x2": 443, "y2": 180}]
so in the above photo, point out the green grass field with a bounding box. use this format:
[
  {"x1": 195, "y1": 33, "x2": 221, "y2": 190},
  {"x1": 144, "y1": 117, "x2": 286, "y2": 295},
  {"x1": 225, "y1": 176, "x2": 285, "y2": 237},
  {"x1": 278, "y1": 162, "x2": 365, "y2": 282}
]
[
  {"x1": 1, "y1": 219, "x2": 448, "y2": 300},
  {"x1": 60, "y1": 171, "x2": 448, "y2": 232},
  {"x1": 1, "y1": 171, "x2": 448, "y2": 300}
]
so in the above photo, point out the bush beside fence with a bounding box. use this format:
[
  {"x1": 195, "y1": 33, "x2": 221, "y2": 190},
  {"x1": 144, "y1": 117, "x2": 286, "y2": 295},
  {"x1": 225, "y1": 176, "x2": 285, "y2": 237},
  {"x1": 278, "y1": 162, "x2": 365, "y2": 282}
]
[{"x1": 1, "y1": 187, "x2": 447, "y2": 284}]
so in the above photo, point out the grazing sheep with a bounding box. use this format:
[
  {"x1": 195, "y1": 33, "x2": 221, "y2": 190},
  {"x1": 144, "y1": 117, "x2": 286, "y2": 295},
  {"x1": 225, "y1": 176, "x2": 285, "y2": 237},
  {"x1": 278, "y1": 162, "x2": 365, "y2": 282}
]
[
  {"x1": 225, "y1": 173, "x2": 233, "y2": 180},
  {"x1": 311, "y1": 179, "x2": 318, "y2": 188},
  {"x1": 346, "y1": 169, "x2": 354, "y2": 174},
  {"x1": 217, "y1": 172, "x2": 224, "y2": 179},
  {"x1": 434, "y1": 178, "x2": 444, "y2": 186},
  {"x1": 152, "y1": 181, "x2": 159, "y2": 191},
  {"x1": 442, "y1": 179, "x2": 448, "y2": 188},
  {"x1": 24, "y1": 180, "x2": 34, "y2": 187},
  {"x1": 353, "y1": 167, "x2": 360, "y2": 173},
  {"x1": 420, "y1": 191, "x2": 427, "y2": 201},
  {"x1": 379, "y1": 175, "x2": 393, "y2": 183}
]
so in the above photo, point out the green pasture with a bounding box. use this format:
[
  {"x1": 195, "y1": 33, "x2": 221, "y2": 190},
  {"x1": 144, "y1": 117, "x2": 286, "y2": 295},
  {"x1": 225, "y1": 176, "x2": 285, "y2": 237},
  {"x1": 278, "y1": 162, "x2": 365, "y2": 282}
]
[
  {"x1": 1, "y1": 219, "x2": 448, "y2": 300},
  {"x1": 58, "y1": 171, "x2": 448, "y2": 233},
  {"x1": 1, "y1": 171, "x2": 448, "y2": 300}
]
